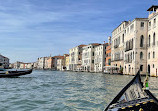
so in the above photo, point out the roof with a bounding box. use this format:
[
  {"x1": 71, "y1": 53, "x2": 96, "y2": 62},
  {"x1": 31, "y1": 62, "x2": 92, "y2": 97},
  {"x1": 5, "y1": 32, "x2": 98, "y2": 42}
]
[
  {"x1": 78, "y1": 44, "x2": 87, "y2": 47},
  {"x1": 64, "y1": 54, "x2": 69, "y2": 56},
  {"x1": 89, "y1": 43, "x2": 101, "y2": 46},
  {"x1": 53, "y1": 56, "x2": 64, "y2": 59},
  {"x1": 147, "y1": 5, "x2": 158, "y2": 11}
]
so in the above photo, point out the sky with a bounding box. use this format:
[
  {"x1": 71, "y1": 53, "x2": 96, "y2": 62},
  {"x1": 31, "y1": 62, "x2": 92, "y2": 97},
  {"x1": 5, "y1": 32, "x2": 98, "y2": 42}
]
[{"x1": 0, "y1": 0, "x2": 157, "y2": 63}]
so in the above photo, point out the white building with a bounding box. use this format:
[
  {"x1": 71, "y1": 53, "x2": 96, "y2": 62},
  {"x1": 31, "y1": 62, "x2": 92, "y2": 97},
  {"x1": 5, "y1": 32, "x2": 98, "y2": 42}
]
[
  {"x1": 147, "y1": 6, "x2": 158, "y2": 76},
  {"x1": 37, "y1": 57, "x2": 46, "y2": 69},
  {"x1": 69, "y1": 44, "x2": 86, "y2": 71},
  {"x1": 57, "y1": 57, "x2": 64, "y2": 71},
  {"x1": 124, "y1": 18, "x2": 148, "y2": 75},
  {"x1": 111, "y1": 21, "x2": 129, "y2": 70},
  {"x1": 94, "y1": 43, "x2": 108, "y2": 72},
  {"x1": 82, "y1": 43, "x2": 101, "y2": 72}
]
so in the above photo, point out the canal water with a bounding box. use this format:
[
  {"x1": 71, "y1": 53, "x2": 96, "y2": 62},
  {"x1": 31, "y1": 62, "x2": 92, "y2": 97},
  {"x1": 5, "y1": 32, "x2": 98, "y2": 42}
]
[{"x1": 0, "y1": 70, "x2": 158, "y2": 111}]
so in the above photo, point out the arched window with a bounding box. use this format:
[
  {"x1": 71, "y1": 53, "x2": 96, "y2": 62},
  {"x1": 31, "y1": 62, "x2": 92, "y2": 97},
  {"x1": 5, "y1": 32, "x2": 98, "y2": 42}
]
[
  {"x1": 133, "y1": 51, "x2": 134, "y2": 60},
  {"x1": 153, "y1": 33, "x2": 155, "y2": 46},
  {"x1": 148, "y1": 53, "x2": 150, "y2": 59},
  {"x1": 132, "y1": 39, "x2": 133, "y2": 49},
  {"x1": 149, "y1": 35, "x2": 150, "y2": 46},
  {"x1": 153, "y1": 51, "x2": 155, "y2": 58},
  {"x1": 122, "y1": 34, "x2": 124, "y2": 43},
  {"x1": 140, "y1": 35, "x2": 144, "y2": 47},
  {"x1": 140, "y1": 52, "x2": 143, "y2": 59}
]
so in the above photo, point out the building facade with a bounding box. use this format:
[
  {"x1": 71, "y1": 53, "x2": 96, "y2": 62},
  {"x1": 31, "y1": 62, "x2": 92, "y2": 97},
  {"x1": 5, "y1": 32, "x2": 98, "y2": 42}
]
[
  {"x1": 111, "y1": 21, "x2": 129, "y2": 70},
  {"x1": 57, "y1": 56, "x2": 64, "y2": 71},
  {"x1": 124, "y1": 18, "x2": 148, "y2": 75},
  {"x1": 37, "y1": 57, "x2": 46, "y2": 69},
  {"x1": 69, "y1": 45, "x2": 86, "y2": 71},
  {"x1": 82, "y1": 43, "x2": 101, "y2": 72},
  {"x1": 106, "y1": 44, "x2": 111, "y2": 66},
  {"x1": 0, "y1": 54, "x2": 9, "y2": 68},
  {"x1": 64, "y1": 54, "x2": 69, "y2": 71},
  {"x1": 94, "y1": 43, "x2": 107, "y2": 72},
  {"x1": 147, "y1": 6, "x2": 158, "y2": 76}
]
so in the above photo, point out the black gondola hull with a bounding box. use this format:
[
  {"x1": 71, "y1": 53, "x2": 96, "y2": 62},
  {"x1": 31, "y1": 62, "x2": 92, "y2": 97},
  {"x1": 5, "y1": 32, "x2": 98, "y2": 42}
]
[
  {"x1": 104, "y1": 70, "x2": 158, "y2": 111},
  {"x1": 0, "y1": 69, "x2": 32, "y2": 77}
]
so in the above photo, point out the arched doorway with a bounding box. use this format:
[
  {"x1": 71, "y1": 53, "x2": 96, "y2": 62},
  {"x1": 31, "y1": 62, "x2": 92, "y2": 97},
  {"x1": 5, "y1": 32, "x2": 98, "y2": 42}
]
[{"x1": 148, "y1": 65, "x2": 150, "y2": 75}]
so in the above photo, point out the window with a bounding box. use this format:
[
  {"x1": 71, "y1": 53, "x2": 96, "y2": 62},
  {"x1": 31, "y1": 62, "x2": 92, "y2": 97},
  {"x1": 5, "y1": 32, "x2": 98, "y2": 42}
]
[
  {"x1": 149, "y1": 35, "x2": 150, "y2": 46},
  {"x1": 153, "y1": 33, "x2": 155, "y2": 46},
  {"x1": 108, "y1": 59, "x2": 111, "y2": 65},
  {"x1": 122, "y1": 34, "x2": 124, "y2": 43},
  {"x1": 133, "y1": 51, "x2": 134, "y2": 60},
  {"x1": 92, "y1": 60, "x2": 94, "y2": 63},
  {"x1": 141, "y1": 22, "x2": 144, "y2": 27},
  {"x1": 140, "y1": 65, "x2": 143, "y2": 71},
  {"x1": 93, "y1": 52, "x2": 94, "y2": 56},
  {"x1": 140, "y1": 52, "x2": 143, "y2": 59},
  {"x1": 148, "y1": 53, "x2": 150, "y2": 59},
  {"x1": 153, "y1": 64, "x2": 155, "y2": 68},
  {"x1": 140, "y1": 35, "x2": 144, "y2": 47},
  {"x1": 153, "y1": 51, "x2": 155, "y2": 58},
  {"x1": 154, "y1": 18, "x2": 156, "y2": 26},
  {"x1": 130, "y1": 24, "x2": 134, "y2": 31},
  {"x1": 149, "y1": 21, "x2": 151, "y2": 27}
]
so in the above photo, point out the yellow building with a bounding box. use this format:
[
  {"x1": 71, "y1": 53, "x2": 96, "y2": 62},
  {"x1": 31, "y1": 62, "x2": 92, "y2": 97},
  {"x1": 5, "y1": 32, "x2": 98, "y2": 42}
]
[{"x1": 65, "y1": 55, "x2": 69, "y2": 70}]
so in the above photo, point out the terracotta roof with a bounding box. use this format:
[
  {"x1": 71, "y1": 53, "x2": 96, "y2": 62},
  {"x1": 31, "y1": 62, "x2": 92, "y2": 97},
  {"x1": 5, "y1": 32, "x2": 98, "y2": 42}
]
[
  {"x1": 89, "y1": 43, "x2": 101, "y2": 46},
  {"x1": 64, "y1": 54, "x2": 69, "y2": 56},
  {"x1": 53, "y1": 56, "x2": 64, "y2": 59},
  {"x1": 147, "y1": 5, "x2": 158, "y2": 11},
  {"x1": 78, "y1": 44, "x2": 87, "y2": 47}
]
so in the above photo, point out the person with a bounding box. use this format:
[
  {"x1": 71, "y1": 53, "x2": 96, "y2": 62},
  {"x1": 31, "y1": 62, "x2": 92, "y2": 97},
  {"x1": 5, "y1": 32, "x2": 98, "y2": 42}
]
[{"x1": 143, "y1": 74, "x2": 149, "y2": 90}]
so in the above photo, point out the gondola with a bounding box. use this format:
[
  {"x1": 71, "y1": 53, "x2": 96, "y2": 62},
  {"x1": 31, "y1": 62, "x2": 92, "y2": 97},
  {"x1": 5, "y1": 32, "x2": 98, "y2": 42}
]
[
  {"x1": 104, "y1": 70, "x2": 158, "y2": 111},
  {"x1": 0, "y1": 69, "x2": 32, "y2": 77}
]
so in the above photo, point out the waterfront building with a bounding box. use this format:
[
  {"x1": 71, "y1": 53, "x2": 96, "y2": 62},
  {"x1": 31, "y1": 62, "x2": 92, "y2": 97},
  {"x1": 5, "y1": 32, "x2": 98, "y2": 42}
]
[
  {"x1": 64, "y1": 54, "x2": 69, "y2": 71},
  {"x1": 33, "y1": 62, "x2": 38, "y2": 69},
  {"x1": 13, "y1": 61, "x2": 23, "y2": 69},
  {"x1": 106, "y1": 37, "x2": 112, "y2": 66},
  {"x1": 46, "y1": 57, "x2": 53, "y2": 69},
  {"x1": 57, "y1": 56, "x2": 64, "y2": 71},
  {"x1": 111, "y1": 21, "x2": 129, "y2": 71},
  {"x1": 37, "y1": 57, "x2": 46, "y2": 69},
  {"x1": 52, "y1": 56, "x2": 64, "y2": 70},
  {"x1": 65, "y1": 55, "x2": 69, "y2": 70},
  {"x1": 147, "y1": 6, "x2": 158, "y2": 76},
  {"x1": 82, "y1": 43, "x2": 101, "y2": 72},
  {"x1": 44, "y1": 57, "x2": 49, "y2": 69},
  {"x1": 69, "y1": 44, "x2": 86, "y2": 71},
  {"x1": 94, "y1": 43, "x2": 108, "y2": 72},
  {"x1": 0, "y1": 54, "x2": 9, "y2": 68},
  {"x1": 124, "y1": 18, "x2": 148, "y2": 75}
]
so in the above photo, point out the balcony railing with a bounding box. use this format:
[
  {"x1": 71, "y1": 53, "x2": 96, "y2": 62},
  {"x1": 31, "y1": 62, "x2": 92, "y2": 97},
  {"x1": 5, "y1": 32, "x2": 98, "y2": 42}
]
[
  {"x1": 125, "y1": 59, "x2": 132, "y2": 63},
  {"x1": 114, "y1": 44, "x2": 119, "y2": 49}
]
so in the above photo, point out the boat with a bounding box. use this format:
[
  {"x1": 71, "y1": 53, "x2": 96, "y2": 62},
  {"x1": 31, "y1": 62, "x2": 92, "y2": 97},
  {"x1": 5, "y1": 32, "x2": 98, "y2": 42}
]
[
  {"x1": 0, "y1": 69, "x2": 33, "y2": 77},
  {"x1": 104, "y1": 70, "x2": 158, "y2": 111},
  {"x1": 103, "y1": 66, "x2": 122, "y2": 74}
]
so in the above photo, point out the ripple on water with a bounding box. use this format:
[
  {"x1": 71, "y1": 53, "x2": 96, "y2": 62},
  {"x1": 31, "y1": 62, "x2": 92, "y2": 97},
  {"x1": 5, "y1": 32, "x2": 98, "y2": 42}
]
[{"x1": 1, "y1": 70, "x2": 158, "y2": 111}]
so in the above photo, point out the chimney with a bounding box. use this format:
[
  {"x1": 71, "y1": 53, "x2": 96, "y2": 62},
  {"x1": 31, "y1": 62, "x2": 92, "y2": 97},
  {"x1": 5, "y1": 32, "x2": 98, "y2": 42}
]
[{"x1": 108, "y1": 36, "x2": 111, "y2": 45}]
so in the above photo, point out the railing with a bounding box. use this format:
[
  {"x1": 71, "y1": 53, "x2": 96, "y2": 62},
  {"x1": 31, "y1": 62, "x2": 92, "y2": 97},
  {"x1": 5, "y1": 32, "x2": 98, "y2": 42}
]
[
  {"x1": 114, "y1": 44, "x2": 119, "y2": 49},
  {"x1": 125, "y1": 59, "x2": 132, "y2": 63},
  {"x1": 140, "y1": 44, "x2": 147, "y2": 49}
]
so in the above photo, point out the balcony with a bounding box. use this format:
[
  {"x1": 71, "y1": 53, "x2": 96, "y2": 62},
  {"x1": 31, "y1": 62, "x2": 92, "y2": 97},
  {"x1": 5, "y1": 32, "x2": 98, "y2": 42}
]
[
  {"x1": 140, "y1": 44, "x2": 147, "y2": 49},
  {"x1": 125, "y1": 59, "x2": 132, "y2": 63},
  {"x1": 113, "y1": 57, "x2": 123, "y2": 61},
  {"x1": 114, "y1": 44, "x2": 119, "y2": 49}
]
